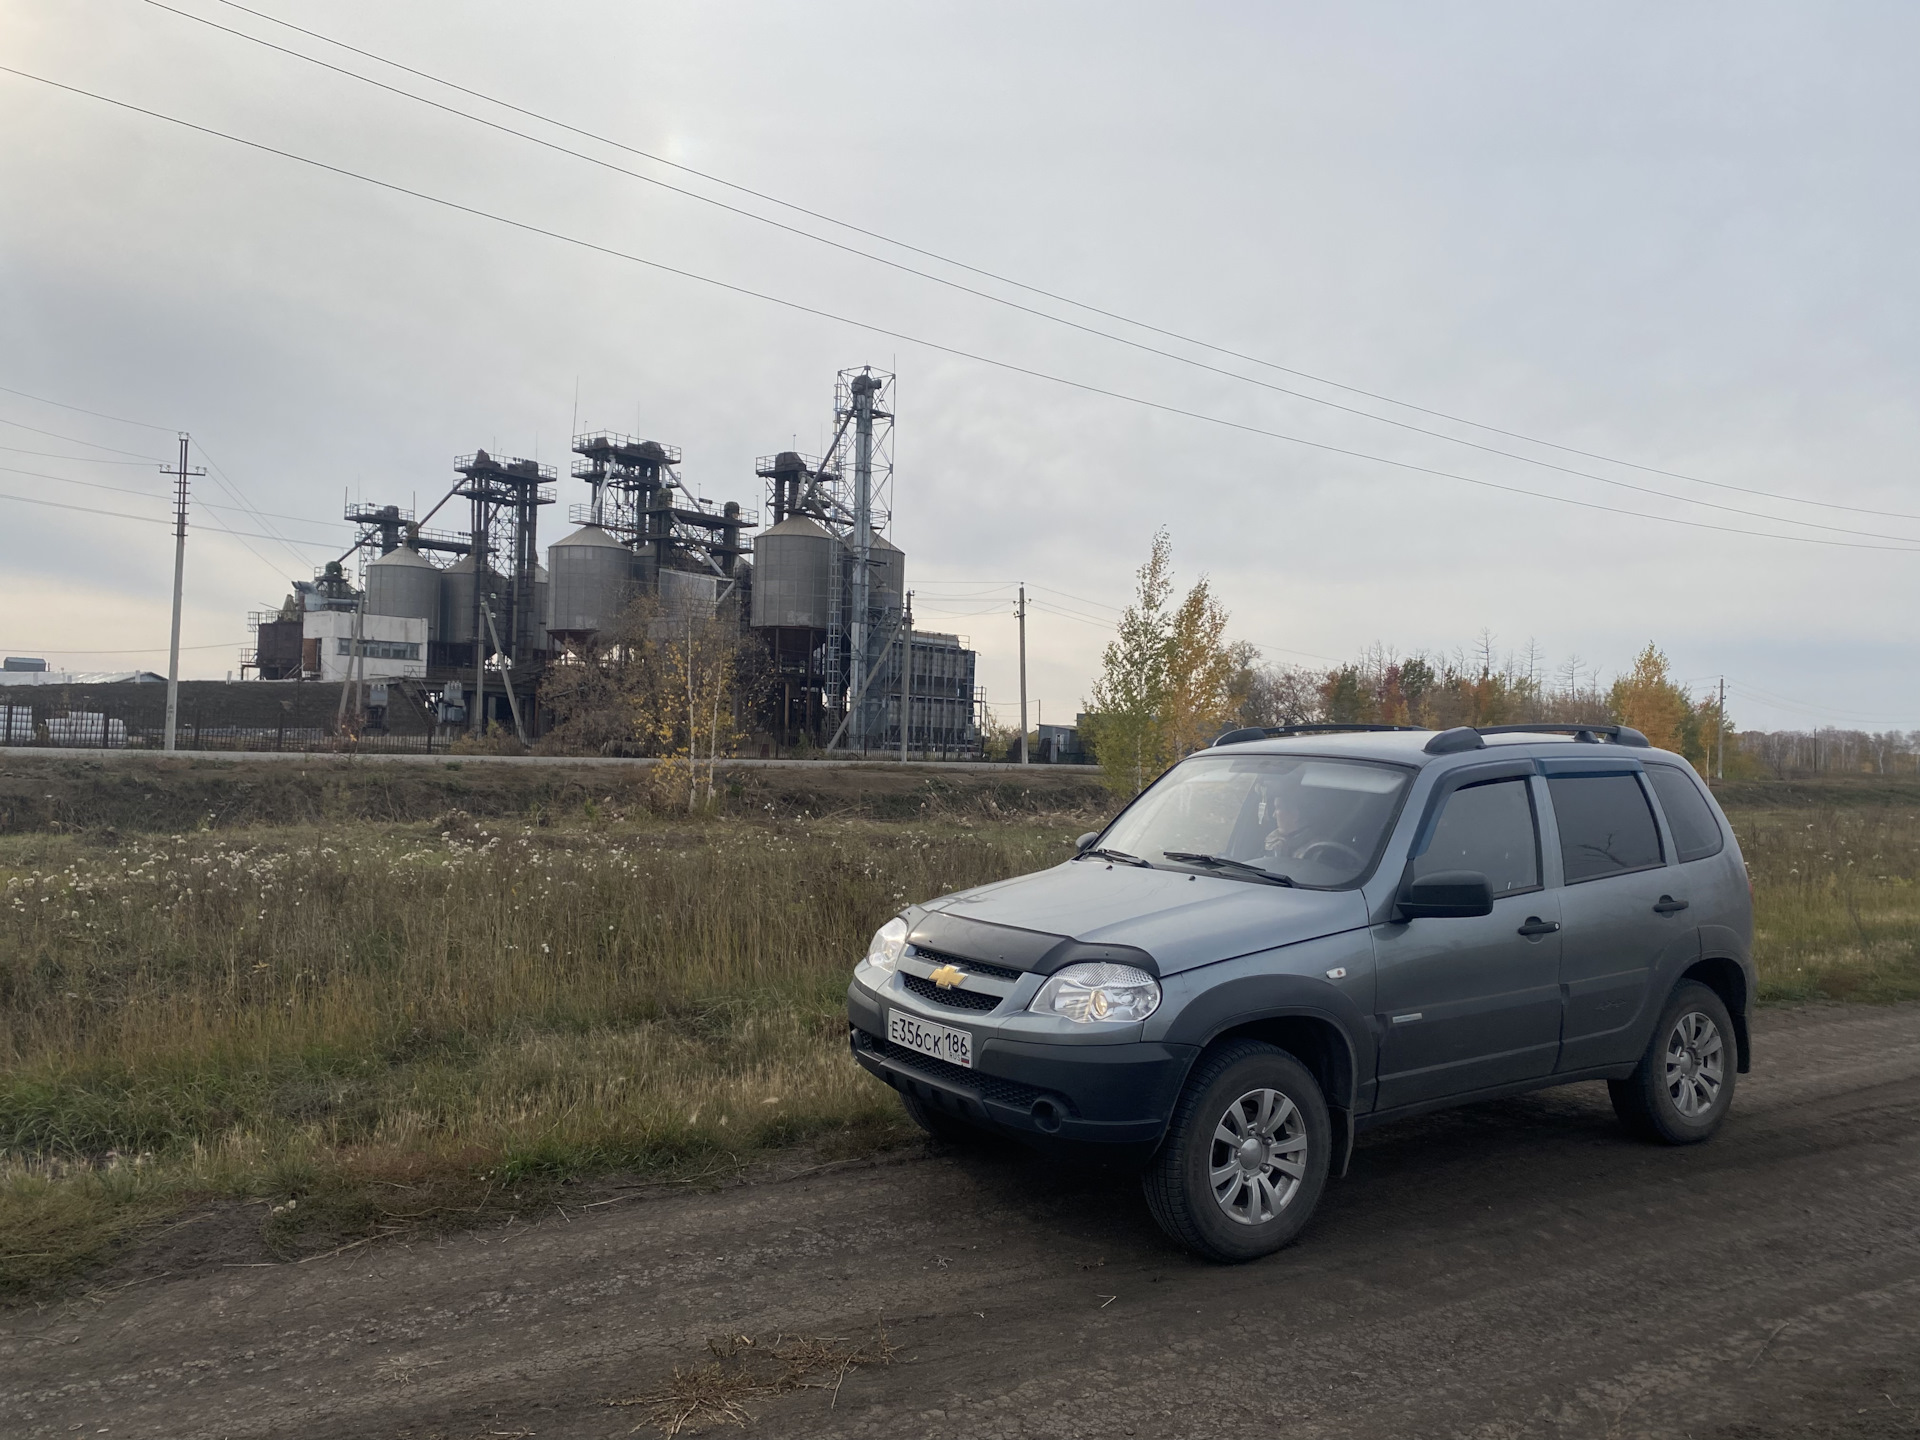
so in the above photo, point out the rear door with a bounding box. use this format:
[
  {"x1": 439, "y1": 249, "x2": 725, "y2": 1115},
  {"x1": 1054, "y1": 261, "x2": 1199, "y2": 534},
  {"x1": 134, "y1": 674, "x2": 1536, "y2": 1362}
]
[
  {"x1": 1644, "y1": 758, "x2": 1738, "y2": 969},
  {"x1": 1545, "y1": 764, "x2": 1700, "y2": 1072},
  {"x1": 1372, "y1": 772, "x2": 1563, "y2": 1109}
]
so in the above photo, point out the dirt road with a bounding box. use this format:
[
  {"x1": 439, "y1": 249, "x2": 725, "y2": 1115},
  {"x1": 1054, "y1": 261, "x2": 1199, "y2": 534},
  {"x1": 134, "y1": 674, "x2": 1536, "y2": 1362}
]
[{"x1": 6, "y1": 1003, "x2": 1918, "y2": 1440}]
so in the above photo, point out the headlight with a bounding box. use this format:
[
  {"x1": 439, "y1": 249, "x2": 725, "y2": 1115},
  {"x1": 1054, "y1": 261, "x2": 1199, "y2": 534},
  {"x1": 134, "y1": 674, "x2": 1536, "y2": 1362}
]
[
  {"x1": 865, "y1": 916, "x2": 909, "y2": 974},
  {"x1": 1030, "y1": 962, "x2": 1161, "y2": 1024}
]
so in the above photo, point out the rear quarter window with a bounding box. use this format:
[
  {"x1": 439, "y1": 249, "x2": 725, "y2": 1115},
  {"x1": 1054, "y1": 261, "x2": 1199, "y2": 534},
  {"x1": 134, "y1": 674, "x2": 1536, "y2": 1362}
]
[
  {"x1": 1645, "y1": 765, "x2": 1725, "y2": 862},
  {"x1": 1547, "y1": 773, "x2": 1664, "y2": 883}
]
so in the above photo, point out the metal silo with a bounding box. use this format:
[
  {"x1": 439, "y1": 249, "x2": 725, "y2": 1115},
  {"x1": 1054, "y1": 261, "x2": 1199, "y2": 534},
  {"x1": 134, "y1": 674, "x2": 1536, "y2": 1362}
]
[
  {"x1": 365, "y1": 545, "x2": 443, "y2": 641},
  {"x1": 546, "y1": 524, "x2": 635, "y2": 640},
  {"x1": 441, "y1": 552, "x2": 507, "y2": 645},
  {"x1": 750, "y1": 515, "x2": 835, "y2": 630},
  {"x1": 866, "y1": 528, "x2": 905, "y2": 618}
]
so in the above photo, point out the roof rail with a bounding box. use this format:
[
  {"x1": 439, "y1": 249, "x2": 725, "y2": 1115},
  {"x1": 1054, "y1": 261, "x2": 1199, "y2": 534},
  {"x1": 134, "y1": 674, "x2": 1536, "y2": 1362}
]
[
  {"x1": 1214, "y1": 723, "x2": 1422, "y2": 748},
  {"x1": 1423, "y1": 722, "x2": 1651, "y2": 754}
]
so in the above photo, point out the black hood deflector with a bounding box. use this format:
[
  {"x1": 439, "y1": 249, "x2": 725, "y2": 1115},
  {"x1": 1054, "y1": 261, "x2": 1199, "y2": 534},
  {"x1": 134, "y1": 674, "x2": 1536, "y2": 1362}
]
[{"x1": 906, "y1": 910, "x2": 1159, "y2": 978}]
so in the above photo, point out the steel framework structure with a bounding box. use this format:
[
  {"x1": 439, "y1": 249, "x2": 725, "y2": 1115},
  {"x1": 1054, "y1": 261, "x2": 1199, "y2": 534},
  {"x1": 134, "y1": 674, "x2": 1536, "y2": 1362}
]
[
  {"x1": 571, "y1": 432, "x2": 754, "y2": 585},
  {"x1": 452, "y1": 451, "x2": 555, "y2": 727}
]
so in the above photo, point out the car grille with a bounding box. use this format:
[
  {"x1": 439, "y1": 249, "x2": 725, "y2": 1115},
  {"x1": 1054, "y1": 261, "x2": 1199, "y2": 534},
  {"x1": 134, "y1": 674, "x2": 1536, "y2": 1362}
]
[
  {"x1": 860, "y1": 1031, "x2": 1048, "y2": 1109},
  {"x1": 910, "y1": 947, "x2": 1024, "y2": 983},
  {"x1": 901, "y1": 973, "x2": 1002, "y2": 1011}
]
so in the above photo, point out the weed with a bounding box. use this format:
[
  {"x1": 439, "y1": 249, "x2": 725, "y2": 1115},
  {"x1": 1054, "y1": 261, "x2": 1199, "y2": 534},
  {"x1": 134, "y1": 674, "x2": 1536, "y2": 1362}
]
[{"x1": 606, "y1": 1327, "x2": 899, "y2": 1435}]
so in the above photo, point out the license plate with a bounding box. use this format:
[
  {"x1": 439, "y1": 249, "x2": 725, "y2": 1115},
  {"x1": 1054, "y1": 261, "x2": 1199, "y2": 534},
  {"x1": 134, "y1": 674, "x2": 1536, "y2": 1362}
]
[{"x1": 887, "y1": 1010, "x2": 973, "y2": 1068}]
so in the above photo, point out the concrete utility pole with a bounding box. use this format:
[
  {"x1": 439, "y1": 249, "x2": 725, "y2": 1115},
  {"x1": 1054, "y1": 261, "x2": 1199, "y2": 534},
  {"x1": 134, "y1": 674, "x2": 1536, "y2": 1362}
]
[
  {"x1": 900, "y1": 590, "x2": 913, "y2": 763},
  {"x1": 335, "y1": 595, "x2": 367, "y2": 736},
  {"x1": 1717, "y1": 676, "x2": 1727, "y2": 780},
  {"x1": 847, "y1": 373, "x2": 878, "y2": 749},
  {"x1": 1016, "y1": 584, "x2": 1029, "y2": 765},
  {"x1": 160, "y1": 434, "x2": 204, "y2": 753}
]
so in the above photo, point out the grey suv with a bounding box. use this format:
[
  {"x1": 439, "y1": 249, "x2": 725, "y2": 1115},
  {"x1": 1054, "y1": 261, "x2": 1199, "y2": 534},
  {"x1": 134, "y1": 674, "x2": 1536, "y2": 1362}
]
[{"x1": 846, "y1": 723, "x2": 1754, "y2": 1262}]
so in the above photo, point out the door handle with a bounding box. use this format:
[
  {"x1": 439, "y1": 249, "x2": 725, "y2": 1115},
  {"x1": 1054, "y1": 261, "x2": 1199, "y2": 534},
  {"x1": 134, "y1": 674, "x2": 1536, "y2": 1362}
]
[
  {"x1": 1516, "y1": 917, "x2": 1560, "y2": 937},
  {"x1": 1653, "y1": 896, "x2": 1690, "y2": 915}
]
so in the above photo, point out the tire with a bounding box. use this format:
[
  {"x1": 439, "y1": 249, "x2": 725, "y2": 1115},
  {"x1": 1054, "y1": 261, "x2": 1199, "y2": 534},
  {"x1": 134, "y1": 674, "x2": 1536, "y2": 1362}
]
[
  {"x1": 900, "y1": 1088, "x2": 989, "y2": 1145},
  {"x1": 1609, "y1": 980, "x2": 1738, "y2": 1144},
  {"x1": 1143, "y1": 1040, "x2": 1331, "y2": 1263}
]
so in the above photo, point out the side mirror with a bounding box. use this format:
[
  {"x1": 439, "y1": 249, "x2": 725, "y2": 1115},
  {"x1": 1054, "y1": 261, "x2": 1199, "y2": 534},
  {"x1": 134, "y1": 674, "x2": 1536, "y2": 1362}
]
[
  {"x1": 1074, "y1": 831, "x2": 1100, "y2": 853},
  {"x1": 1397, "y1": 870, "x2": 1494, "y2": 920}
]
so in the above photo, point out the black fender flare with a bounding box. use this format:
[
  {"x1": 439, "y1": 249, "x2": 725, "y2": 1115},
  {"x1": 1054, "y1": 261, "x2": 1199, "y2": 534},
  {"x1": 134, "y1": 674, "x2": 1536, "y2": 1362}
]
[{"x1": 1157, "y1": 971, "x2": 1376, "y2": 1177}]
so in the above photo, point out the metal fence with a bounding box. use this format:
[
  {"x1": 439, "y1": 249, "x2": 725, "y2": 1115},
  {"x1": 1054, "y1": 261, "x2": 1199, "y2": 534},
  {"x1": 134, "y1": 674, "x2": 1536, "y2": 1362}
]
[{"x1": 0, "y1": 701, "x2": 447, "y2": 755}]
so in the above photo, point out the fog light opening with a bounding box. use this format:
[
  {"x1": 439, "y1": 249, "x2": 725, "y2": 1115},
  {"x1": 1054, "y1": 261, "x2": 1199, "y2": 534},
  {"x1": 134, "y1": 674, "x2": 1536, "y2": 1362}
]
[{"x1": 1030, "y1": 1098, "x2": 1063, "y2": 1133}]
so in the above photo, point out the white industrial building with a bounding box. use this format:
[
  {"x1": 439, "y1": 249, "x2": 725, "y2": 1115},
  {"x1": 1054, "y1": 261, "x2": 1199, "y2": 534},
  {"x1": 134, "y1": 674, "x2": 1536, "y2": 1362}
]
[{"x1": 301, "y1": 610, "x2": 429, "y2": 683}]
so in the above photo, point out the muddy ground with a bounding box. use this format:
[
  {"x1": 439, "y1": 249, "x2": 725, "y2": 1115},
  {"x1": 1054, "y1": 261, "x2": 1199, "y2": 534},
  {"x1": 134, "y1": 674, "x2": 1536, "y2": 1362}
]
[{"x1": 4, "y1": 1003, "x2": 1916, "y2": 1440}]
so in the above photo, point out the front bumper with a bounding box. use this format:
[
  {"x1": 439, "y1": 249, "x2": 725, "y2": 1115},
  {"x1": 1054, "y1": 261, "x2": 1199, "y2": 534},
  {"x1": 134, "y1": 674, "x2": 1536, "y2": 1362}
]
[{"x1": 846, "y1": 980, "x2": 1195, "y2": 1162}]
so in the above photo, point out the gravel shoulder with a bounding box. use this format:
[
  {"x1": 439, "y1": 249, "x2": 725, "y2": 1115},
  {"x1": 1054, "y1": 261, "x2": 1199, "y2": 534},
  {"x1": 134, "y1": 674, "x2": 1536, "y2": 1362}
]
[{"x1": 5, "y1": 1003, "x2": 1918, "y2": 1440}]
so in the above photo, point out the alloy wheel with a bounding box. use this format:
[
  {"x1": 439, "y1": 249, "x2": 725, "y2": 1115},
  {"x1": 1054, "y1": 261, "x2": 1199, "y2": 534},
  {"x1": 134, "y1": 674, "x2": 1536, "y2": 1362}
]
[
  {"x1": 1208, "y1": 1087, "x2": 1309, "y2": 1225},
  {"x1": 1664, "y1": 1010, "x2": 1725, "y2": 1118}
]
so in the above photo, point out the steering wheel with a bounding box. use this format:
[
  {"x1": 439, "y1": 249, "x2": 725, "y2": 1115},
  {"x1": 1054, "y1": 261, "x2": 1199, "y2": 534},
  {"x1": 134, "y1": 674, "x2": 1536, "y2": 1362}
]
[{"x1": 1294, "y1": 838, "x2": 1365, "y2": 870}]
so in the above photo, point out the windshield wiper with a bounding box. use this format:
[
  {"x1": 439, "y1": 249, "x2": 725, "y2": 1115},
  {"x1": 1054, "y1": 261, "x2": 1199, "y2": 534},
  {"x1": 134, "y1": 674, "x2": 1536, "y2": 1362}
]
[
  {"x1": 1161, "y1": 851, "x2": 1296, "y2": 886},
  {"x1": 1080, "y1": 846, "x2": 1151, "y2": 867}
]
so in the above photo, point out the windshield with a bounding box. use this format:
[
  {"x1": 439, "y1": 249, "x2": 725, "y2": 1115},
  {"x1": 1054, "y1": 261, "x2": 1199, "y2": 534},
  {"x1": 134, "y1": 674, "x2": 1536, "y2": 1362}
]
[{"x1": 1094, "y1": 754, "x2": 1412, "y2": 888}]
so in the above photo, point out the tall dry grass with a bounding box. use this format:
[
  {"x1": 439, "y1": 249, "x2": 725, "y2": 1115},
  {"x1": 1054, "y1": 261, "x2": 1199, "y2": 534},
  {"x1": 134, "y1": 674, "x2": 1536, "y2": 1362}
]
[
  {"x1": 0, "y1": 809, "x2": 1091, "y2": 1293},
  {"x1": 1737, "y1": 800, "x2": 1920, "y2": 1003},
  {"x1": 3, "y1": 783, "x2": 1914, "y2": 1296}
]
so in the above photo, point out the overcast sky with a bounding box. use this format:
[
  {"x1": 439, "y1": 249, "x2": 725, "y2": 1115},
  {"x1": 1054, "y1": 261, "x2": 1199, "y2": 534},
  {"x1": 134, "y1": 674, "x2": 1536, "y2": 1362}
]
[{"x1": 4, "y1": 1, "x2": 1917, "y2": 734}]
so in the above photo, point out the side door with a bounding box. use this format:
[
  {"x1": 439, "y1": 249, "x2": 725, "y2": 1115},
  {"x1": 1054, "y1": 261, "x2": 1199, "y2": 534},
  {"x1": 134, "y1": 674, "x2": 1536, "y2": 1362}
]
[
  {"x1": 1372, "y1": 770, "x2": 1564, "y2": 1109},
  {"x1": 1544, "y1": 764, "x2": 1701, "y2": 1073}
]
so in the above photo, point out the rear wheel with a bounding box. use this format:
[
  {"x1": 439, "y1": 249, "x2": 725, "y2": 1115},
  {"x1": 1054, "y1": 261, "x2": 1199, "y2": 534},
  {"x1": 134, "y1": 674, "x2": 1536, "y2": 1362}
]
[
  {"x1": 1143, "y1": 1040, "x2": 1331, "y2": 1263},
  {"x1": 1609, "y1": 980, "x2": 1737, "y2": 1144}
]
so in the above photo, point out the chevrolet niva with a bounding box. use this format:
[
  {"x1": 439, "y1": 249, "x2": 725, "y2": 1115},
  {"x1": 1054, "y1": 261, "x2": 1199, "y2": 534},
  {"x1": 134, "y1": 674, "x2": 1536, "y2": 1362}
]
[{"x1": 847, "y1": 723, "x2": 1753, "y2": 1262}]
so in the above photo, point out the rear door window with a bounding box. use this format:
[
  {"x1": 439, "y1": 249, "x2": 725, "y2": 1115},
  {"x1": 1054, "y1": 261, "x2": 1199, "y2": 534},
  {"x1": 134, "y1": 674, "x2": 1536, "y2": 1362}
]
[
  {"x1": 1412, "y1": 778, "x2": 1540, "y2": 896},
  {"x1": 1645, "y1": 766, "x2": 1725, "y2": 862},
  {"x1": 1547, "y1": 773, "x2": 1664, "y2": 883}
]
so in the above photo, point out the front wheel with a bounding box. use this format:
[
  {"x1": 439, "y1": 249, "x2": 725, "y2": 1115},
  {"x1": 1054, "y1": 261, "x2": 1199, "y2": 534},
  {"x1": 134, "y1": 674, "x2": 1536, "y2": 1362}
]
[
  {"x1": 1143, "y1": 1041, "x2": 1331, "y2": 1263},
  {"x1": 1609, "y1": 980, "x2": 1738, "y2": 1144}
]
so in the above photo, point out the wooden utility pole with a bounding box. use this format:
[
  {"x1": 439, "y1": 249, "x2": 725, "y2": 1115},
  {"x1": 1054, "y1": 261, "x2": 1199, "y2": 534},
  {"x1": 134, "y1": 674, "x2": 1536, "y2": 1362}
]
[
  {"x1": 1016, "y1": 584, "x2": 1029, "y2": 765},
  {"x1": 160, "y1": 434, "x2": 204, "y2": 753}
]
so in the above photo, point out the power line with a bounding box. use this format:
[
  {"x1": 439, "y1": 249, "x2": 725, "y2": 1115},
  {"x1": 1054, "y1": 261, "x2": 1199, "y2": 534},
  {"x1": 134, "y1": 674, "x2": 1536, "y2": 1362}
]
[
  {"x1": 12, "y1": 61, "x2": 1920, "y2": 556},
  {"x1": 0, "y1": 443, "x2": 168, "y2": 466},
  {"x1": 192, "y1": 437, "x2": 325, "y2": 574},
  {"x1": 0, "y1": 381, "x2": 175, "y2": 431},
  {"x1": 168, "y1": 0, "x2": 1920, "y2": 528},
  {"x1": 1722, "y1": 680, "x2": 1916, "y2": 727},
  {"x1": 0, "y1": 462, "x2": 171, "y2": 500},
  {"x1": 3, "y1": 388, "x2": 326, "y2": 572},
  {"x1": 0, "y1": 487, "x2": 334, "y2": 546},
  {"x1": 1, "y1": 409, "x2": 321, "y2": 575},
  {"x1": 141, "y1": 0, "x2": 1920, "y2": 542},
  {"x1": 0, "y1": 415, "x2": 165, "y2": 459},
  {"x1": 0, "y1": 461, "x2": 339, "y2": 530}
]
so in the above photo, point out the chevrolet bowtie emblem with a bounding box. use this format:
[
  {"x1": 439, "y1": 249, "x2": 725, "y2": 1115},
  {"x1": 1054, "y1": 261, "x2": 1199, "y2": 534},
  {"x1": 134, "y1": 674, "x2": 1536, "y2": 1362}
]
[{"x1": 928, "y1": 963, "x2": 966, "y2": 989}]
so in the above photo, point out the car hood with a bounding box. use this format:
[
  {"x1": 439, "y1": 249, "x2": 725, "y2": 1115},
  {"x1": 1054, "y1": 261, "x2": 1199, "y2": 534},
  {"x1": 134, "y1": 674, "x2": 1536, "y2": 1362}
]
[{"x1": 922, "y1": 860, "x2": 1371, "y2": 976}]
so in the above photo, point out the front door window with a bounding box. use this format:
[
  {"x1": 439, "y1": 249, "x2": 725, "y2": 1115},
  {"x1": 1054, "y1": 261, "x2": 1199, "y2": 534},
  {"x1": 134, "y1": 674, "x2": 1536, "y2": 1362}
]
[{"x1": 1373, "y1": 776, "x2": 1561, "y2": 1109}]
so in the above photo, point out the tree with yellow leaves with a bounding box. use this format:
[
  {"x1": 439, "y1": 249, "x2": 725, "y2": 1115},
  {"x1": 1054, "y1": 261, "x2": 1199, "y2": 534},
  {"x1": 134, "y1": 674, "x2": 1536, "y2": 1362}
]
[
  {"x1": 1608, "y1": 643, "x2": 1702, "y2": 762},
  {"x1": 1084, "y1": 532, "x2": 1240, "y2": 796}
]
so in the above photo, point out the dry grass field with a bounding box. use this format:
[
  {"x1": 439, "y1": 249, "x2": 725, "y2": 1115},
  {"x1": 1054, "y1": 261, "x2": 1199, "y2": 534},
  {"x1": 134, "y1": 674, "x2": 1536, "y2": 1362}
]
[{"x1": 1, "y1": 759, "x2": 1915, "y2": 1298}]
